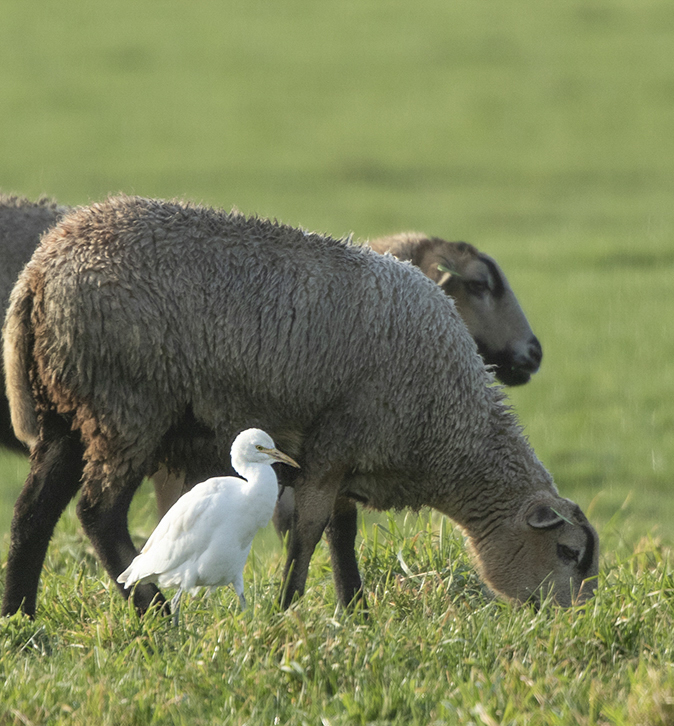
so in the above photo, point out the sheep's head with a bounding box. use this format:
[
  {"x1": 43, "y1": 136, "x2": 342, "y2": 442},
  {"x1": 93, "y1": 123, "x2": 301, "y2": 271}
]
[
  {"x1": 469, "y1": 495, "x2": 599, "y2": 607},
  {"x1": 430, "y1": 243, "x2": 543, "y2": 386}
]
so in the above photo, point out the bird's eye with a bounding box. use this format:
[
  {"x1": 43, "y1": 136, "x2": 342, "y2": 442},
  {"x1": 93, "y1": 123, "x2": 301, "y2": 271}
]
[{"x1": 255, "y1": 445, "x2": 264, "y2": 451}]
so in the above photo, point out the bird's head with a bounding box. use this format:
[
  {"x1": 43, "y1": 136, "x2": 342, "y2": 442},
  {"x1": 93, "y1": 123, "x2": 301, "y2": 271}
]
[{"x1": 232, "y1": 428, "x2": 300, "y2": 470}]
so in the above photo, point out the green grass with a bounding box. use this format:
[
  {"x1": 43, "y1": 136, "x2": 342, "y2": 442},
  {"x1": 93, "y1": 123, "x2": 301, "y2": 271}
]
[
  {"x1": 2, "y1": 515, "x2": 674, "y2": 725},
  {"x1": 1, "y1": 0, "x2": 674, "y2": 723}
]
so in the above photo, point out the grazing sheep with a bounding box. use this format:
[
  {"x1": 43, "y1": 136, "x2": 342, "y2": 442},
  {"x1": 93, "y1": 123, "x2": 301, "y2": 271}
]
[
  {"x1": 2, "y1": 195, "x2": 598, "y2": 619},
  {"x1": 0, "y1": 196, "x2": 541, "y2": 523},
  {"x1": 118, "y1": 428, "x2": 299, "y2": 622}
]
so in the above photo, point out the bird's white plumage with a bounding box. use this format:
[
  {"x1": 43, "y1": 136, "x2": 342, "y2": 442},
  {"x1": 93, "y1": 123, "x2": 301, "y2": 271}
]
[{"x1": 117, "y1": 428, "x2": 299, "y2": 614}]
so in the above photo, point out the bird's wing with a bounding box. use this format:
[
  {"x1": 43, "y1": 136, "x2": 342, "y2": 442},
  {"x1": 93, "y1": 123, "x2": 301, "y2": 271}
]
[
  {"x1": 119, "y1": 483, "x2": 226, "y2": 587},
  {"x1": 119, "y1": 477, "x2": 269, "y2": 590},
  {"x1": 140, "y1": 482, "x2": 219, "y2": 553}
]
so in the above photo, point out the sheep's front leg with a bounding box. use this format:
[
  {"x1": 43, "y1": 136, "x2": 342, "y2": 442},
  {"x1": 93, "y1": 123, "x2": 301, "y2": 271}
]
[
  {"x1": 280, "y1": 475, "x2": 338, "y2": 609},
  {"x1": 77, "y1": 470, "x2": 165, "y2": 614},
  {"x1": 325, "y1": 497, "x2": 365, "y2": 609},
  {"x1": 272, "y1": 482, "x2": 297, "y2": 539},
  {"x1": 2, "y1": 421, "x2": 85, "y2": 618}
]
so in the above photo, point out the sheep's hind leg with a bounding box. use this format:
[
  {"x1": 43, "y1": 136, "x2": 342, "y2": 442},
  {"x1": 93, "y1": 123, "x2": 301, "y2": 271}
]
[
  {"x1": 1, "y1": 417, "x2": 85, "y2": 618},
  {"x1": 325, "y1": 497, "x2": 366, "y2": 610},
  {"x1": 77, "y1": 468, "x2": 165, "y2": 615}
]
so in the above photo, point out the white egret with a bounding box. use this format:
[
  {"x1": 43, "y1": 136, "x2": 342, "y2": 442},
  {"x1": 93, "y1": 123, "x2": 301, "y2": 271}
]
[{"x1": 117, "y1": 428, "x2": 299, "y2": 621}]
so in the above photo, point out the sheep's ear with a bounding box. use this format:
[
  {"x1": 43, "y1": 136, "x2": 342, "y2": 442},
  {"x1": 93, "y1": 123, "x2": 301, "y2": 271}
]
[{"x1": 527, "y1": 505, "x2": 570, "y2": 530}]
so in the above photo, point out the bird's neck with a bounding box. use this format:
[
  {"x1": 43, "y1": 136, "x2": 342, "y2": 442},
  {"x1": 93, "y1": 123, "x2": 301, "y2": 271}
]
[{"x1": 239, "y1": 464, "x2": 279, "y2": 498}]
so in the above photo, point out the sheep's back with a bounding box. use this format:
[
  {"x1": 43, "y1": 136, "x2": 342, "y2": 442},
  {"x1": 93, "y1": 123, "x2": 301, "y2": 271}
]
[{"x1": 27, "y1": 196, "x2": 492, "y2": 476}]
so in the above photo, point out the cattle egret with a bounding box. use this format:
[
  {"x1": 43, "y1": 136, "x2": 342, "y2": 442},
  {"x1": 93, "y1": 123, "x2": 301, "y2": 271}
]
[{"x1": 117, "y1": 428, "x2": 299, "y2": 621}]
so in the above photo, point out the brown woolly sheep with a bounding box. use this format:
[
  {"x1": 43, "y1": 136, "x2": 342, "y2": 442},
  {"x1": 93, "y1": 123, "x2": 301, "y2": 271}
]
[
  {"x1": 2, "y1": 195, "x2": 597, "y2": 618},
  {"x1": 0, "y1": 195, "x2": 542, "y2": 525}
]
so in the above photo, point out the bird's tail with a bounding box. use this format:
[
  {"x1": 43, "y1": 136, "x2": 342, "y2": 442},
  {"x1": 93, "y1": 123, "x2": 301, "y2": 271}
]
[{"x1": 117, "y1": 557, "x2": 155, "y2": 589}]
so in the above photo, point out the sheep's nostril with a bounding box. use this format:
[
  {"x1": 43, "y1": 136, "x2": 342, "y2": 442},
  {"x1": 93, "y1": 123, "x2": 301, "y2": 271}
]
[{"x1": 528, "y1": 337, "x2": 543, "y2": 368}]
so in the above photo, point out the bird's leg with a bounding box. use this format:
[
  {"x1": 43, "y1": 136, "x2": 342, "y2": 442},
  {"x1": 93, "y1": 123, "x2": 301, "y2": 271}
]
[
  {"x1": 170, "y1": 589, "x2": 182, "y2": 627},
  {"x1": 232, "y1": 573, "x2": 247, "y2": 611}
]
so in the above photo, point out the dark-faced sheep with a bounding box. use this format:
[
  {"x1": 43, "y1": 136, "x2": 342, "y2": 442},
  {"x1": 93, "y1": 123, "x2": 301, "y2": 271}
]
[
  {"x1": 368, "y1": 232, "x2": 543, "y2": 387},
  {"x1": 2, "y1": 196, "x2": 597, "y2": 618}
]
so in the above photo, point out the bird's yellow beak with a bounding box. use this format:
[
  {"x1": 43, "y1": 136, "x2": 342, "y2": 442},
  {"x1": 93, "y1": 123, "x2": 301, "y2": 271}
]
[{"x1": 259, "y1": 446, "x2": 301, "y2": 468}]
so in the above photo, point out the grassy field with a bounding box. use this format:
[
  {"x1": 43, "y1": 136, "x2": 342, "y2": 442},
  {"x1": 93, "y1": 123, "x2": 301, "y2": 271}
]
[{"x1": 1, "y1": 0, "x2": 674, "y2": 723}]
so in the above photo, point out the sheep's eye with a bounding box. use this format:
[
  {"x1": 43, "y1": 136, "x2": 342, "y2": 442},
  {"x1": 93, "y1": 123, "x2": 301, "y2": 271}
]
[
  {"x1": 465, "y1": 280, "x2": 490, "y2": 296},
  {"x1": 557, "y1": 543, "x2": 581, "y2": 565}
]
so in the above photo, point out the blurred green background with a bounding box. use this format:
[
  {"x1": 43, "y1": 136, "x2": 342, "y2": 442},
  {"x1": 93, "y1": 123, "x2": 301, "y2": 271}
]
[{"x1": 1, "y1": 0, "x2": 673, "y2": 556}]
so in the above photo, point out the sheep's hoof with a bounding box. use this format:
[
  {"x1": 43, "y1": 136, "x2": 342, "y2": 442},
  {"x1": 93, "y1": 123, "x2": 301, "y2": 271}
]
[{"x1": 132, "y1": 585, "x2": 167, "y2": 616}]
